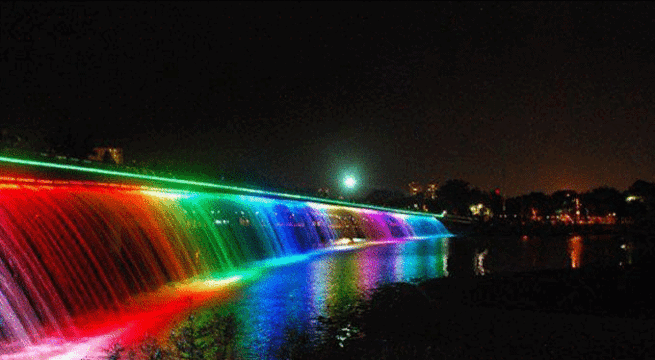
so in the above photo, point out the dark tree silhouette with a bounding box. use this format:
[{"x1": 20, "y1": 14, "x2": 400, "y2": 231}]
[
  {"x1": 504, "y1": 192, "x2": 553, "y2": 220},
  {"x1": 364, "y1": 189, "x2": 406, "y2": 207},
  {"x1": 629, "y1": 180, "x2": 655, "y2": 203},
  {"x1": 101, "y1": 149, "x2": 114, "y2": 164},
  {"x1": 45, "y1": 126, "x2": 94, "y2": 158},
  {"x1": 438, "y1": 179, "x2": 474, "y2": 216},
  {"x1": 626, "y1": 180, "x2": 655, "y2": 225},
  {"x1": 582, "y1": 187, "x2": 624, "y2": 218},
  {"x1": 551, "y1": 190, "x2": 577, "y2": 212}
]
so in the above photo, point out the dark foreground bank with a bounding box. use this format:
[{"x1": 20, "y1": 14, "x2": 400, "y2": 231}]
[{"x1": 417, "y1": 263, "x2": 655, "y2": 359}]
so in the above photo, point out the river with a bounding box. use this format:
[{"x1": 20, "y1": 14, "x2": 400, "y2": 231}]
[
  {"x1": 209, "y1": 233, "x2": 635, "y2": 358},
  {"x1": 0, "y1": 233, "x2": 638, "y2": 359}
]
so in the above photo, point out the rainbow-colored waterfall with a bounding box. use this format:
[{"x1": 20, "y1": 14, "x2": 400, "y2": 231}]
[{"x1": 0, "y1": 179, "x2": 449, "y2": 354}]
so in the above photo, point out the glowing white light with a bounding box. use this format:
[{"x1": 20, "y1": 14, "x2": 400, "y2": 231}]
[
  {"x1": 344, "y1": 176, "x2": 357, "y2": 189},
  {"x1": 202, "y1": 276, "x2": 242, "y2": 288},
  {"x1": 141, "y1": 190, "x2": 189, "y2": 200}
]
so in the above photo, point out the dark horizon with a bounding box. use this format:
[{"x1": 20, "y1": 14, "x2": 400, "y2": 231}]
[{"x1": 3, "y1": 2, "x2": 654, "y2": 197}]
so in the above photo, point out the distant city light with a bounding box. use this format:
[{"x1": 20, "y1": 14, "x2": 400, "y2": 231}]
[{"x1": 626, "y1": 195, "x2": 641, "y2": 202}]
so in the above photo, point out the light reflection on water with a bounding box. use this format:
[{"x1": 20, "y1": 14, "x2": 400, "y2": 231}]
[
  {"x1": 2, "y1": 233, "x2": 637, "y2": 359},
  {"x1": 224, "y1": 238, "x2": 450, "y2": 357},
  {"x1": 568, "y1": 235, "x2": 583, "y2": 268},
  {"x1": 216, "y1": 234, "x2": 633, "y2": 357}
]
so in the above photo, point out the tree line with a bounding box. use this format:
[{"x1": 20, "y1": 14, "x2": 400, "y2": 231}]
[{"x1": 363, "y1": 179, "x2": 655, "y2": 226}]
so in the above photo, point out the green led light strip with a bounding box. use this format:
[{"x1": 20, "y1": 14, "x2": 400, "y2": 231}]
[{"x1": 0, "y1": 156, "x2": 442, "y2": 218}]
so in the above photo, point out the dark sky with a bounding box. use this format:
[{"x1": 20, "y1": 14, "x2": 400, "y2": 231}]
[{"x1": 2, "y1": 1, "x2": 654, "y2": 197}]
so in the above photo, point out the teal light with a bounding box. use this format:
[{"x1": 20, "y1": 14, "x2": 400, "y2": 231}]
[{"x1": 0, "y1": 155, "x2": 442, "y2": 218}]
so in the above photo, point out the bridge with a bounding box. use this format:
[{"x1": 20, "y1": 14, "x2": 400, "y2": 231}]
[
  {"x1": 0, "y1": 154, "x2": 451, "y2": 356},
  {"x1": 0, "y1": 154, "x2": 445, "y2": 219}
]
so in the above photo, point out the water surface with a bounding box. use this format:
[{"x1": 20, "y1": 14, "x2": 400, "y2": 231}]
[{"x1": 216, "y1": 233, "x2": 634, "y2": 357}]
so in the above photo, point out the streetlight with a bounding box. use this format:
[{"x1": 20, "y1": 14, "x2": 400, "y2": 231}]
[
  {"x1": 343, "y1": 175, "x2": 357, "y2": 189},
  {"x1": 341, "y1": 175, "x2": 357, "y2": 201}
]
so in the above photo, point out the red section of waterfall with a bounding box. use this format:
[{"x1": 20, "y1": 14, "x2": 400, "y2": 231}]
[{"x1": 0, "y1": 185, "x2": 197, "y2": 345}]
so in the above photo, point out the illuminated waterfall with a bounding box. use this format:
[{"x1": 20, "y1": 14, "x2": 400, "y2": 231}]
[{"x1": 0, "y1": 180, "x2": 449, "y2": 352}]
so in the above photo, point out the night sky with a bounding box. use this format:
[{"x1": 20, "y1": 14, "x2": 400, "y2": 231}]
[{"x1": 2, "y1": 2, "x2": 654, "y2": 197}]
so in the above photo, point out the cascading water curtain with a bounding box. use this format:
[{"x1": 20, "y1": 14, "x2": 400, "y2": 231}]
[{"x1": 0, "y1": 184, "x2": 449, "y2": 351}]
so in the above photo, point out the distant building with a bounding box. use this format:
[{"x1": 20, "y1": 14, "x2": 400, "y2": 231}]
[
  {"x1": 88, "y1": 147, "x2": 123, "y2": 164},
  {"x1": 408, "y1": 181, "x2": 423, "y2": 196},
  {"x1": 426, "y1": 183, "x2": 438, "y2": 199}
]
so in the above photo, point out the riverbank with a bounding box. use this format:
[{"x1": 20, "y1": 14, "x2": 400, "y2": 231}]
[
  {"x1": 447, "y1": 219, "x2": 655, "y2": 237},
  {"x1": 426, "y1": 301, "x2": 654, "y2": 359}
]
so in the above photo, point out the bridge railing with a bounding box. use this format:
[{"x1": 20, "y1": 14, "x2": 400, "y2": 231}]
[{"x1": 0, "y1": 155, "x2": 444, "y2": 219}]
